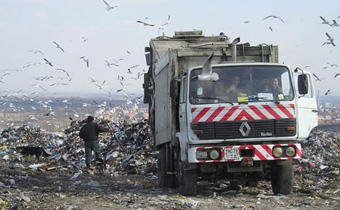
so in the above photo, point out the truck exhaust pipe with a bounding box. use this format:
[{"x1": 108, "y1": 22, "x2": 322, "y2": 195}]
[{"x1": 231, "y1": 37, "x2": 240, "y2": 61}]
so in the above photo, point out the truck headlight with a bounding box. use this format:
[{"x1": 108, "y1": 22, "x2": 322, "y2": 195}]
[
  {"x1": 209, "y1": 150, "x2": 220, "y2": 160},
  {"x1": 196, "y1": 150, "x2": 208, "y2": 159},
  {"x1": 273, "y1": 147, "x2": 283, "y2": 157},
  {"x1": 285, "y1": 146, "x2": 296, "y2": 157}
]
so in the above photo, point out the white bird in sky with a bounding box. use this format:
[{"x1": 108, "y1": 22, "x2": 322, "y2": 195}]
[
  {"x1": 331, "y1": 19, "x2": 339, "y2": 27},
  {"x1": 56, "y1": 68, "x2": 70, "y2": 77},
  {"x1": 31, "y1": 84, "x2": 47, "y2": 91},
  {"x1": 44, "y1": 58, "x2": 53, "y2": 67},
  {"x1": 194, "y1": 53, "x2": 219, "y2": 81},
  {"x1": 127, "y1": 64, "x2": 139, "y2": 74},
  {"x1": 89, "y1": 77, "x2": 98, "y2": 83},
  {"x1": 80, "y1": 56, "x2": 89, "y2": 68},
  {"x1": 27, "y1": 50, "x2": 44, "y2": 55},
  {"x1": 53, "y1": 41, "x2": 65, "y2": 52},
  {"x1": 117, "y1": 88, "x2": 126, "y2": 92},
  {"x1": 323, "y1": 33, "x2": 336, "y2": 46},
  {"x1": 136, "y1": 20, "x2": 155, "y2": 27},
  {"x1": 95, "y1": 80, "x2": 106, "y2": 89},
  {"x1": 22, "y1": 62, "x2": 41, "y2": 68},
  {"x1": 103, "y1": 0, "x2": 117, "y2": 11},
  {"x1": 0, "y1": 73, "x2": 10, "y2": 80},
  {"x1": 104, "y1": 60, "x2": 118, "y2": 68},
  {"x1": 263, "y1": 15, "x2": 284, "y2": 23},
  {"x1": 161, "y1": 15, "x2": 170, "y2": 26},
  {"x1": 312, "y1": 73, "x2": 322, "y2": 81},
  {"x1": 111, "y1": 58, "x2": 124, "y2": 63},
  {"x1": 320, "y1": 16, "x2": 331, "y2": 26},
  {"x1": 326, "y1": 32, "x2": 334, "y2": 42},
  {"x1": 322, "y1": 41, "x2": 336, "y2": 47}
]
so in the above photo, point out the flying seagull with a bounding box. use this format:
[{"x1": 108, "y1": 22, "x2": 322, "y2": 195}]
[
  {"x1": 322, "y1": 33, "x2": 336, "y2": 46},
  {"x1": 0, "y1": 73, "x2": 10, "y2": 80},
  {"x1": 89, "y1": 77, "x2": 98, "y2": 83},
  {"x1": 334, "y1": 73, "x2": 340, "y2": 78},
  {"x1": 161, "y1": 15, "x2": 171, "y2": 26},
  {"x1": 312, "y1": 73, "x2": 322, "y2": 81},
  {"x1": 53, "y1": 41, "x2": 65, "y2": 52},
  {"x1": 56, "y1": 68, "x2": 70, "y2": 77},
  {"x1": 136, "y1": 20, "x2": 155, "y2": 27},
  {"x1": 193, "y1": 53, "x2": 219, "y2": 81},
  {"x1": 103, "y1": 0, "x2": 117, "y2": 11},
  {"x1": 95, "y1": 80, "x2": 106, "y2": 89},
  {"x1": 117, "y1": 88, "x2": 126, "y2": 92},
  {"x1": 332, "y1": 19, "x2": 339, "y2": 27},
  {"x1": 104, "y1": 60, "x2": 118, "y2": 68},
  {"x1": 80, "y1": 56, "x2": 89, "y2": 68},
  {"x1": 27, "y1": 50, "x2": 44, "y2": 55},
  {"x1": 81, "y1": 37, "x2": 88, "y2": 42},
  {"x1": 263, "y1": 15, "x2": 284, "y2": 23},
  {"x1": 44, "y1": 58, "x2": 53, "y2": 67},
  {"x1": 128, "y1": 64, "x2": 139, "y2": 70},
  {"x1": 112, "y1": 58, "x2": 124, "y2": 63},
  {"x1": 325, "y1": 89, "x2": 331, "y2": 95},
  {"x1": 320, "y1": 16, "x2": 331, "y2": 26},
  {"x1": 31, "y1": 84, "x2": 47, "y2": 91},
  {"x1": 322, "y1": 41, "x2": 336, "y2": 47},
  {"x1": 326, "y1": 32, "x2": 334, "y2": 42}
]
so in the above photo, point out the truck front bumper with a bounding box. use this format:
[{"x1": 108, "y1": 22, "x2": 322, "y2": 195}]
[{"x1": 188, "y1": 143, "x2": 302, "y2": 163}]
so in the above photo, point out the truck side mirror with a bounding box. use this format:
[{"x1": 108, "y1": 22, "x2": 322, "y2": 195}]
[
  {"x1": 170, "y1": 79, "x2": 179, "y2": 101},
  {"x1": 298, "y1": 74, "x2": 308, "y2": 95}
]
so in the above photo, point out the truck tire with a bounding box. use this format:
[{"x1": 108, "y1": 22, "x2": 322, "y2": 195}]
[
  {"x1": 246, "y1": 180, "x2": 258, "y2": 187},
  {"x1": 271, "y1": 162, "x2": 293, "y2": 195},
  {"x1": 157, "y1": 145, "x2": 174, "y2": 188},
  {"x1": 177, "y1": 152, "x2": 197, "y2": 196}
]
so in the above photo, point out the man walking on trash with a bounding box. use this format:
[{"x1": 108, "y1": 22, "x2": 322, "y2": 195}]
[{"x1": 79, "y1": 116, "x2": 109, "y2": 172}]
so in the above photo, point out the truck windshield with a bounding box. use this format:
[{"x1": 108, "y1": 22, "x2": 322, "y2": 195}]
[{"x1": 189, "y1": 65, "x2": 294, "y2": 104}]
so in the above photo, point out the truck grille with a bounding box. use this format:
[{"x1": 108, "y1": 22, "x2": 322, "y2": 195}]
[{"x1": 191, "y1": 119, "x2": 296, "y2": 140}]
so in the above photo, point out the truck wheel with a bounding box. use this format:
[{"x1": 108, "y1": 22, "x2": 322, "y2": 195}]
[
  {"x1": 158, "y1": 145, "x2": 174, "y2": 188},
  {"x1": 230, "y1": 181, "x2": 246, "y2": 189},
  {"x1": 271, "y1": 162, "x2": 293, "y2": 195},
  {"x1": 177, "y1": 152, "x2": 197, "y2": 196},
  {"x1": 247, "y1": 180, "x2": 258, "y2": 187}
]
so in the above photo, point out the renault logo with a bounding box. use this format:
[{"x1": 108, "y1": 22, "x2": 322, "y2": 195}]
[{"x1": 239, "y1": 122, "x2": 251, "y2": 137}]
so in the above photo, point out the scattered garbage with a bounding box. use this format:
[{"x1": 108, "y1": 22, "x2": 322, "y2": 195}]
[
  {"x1": 0, "y1": 117, "x2": 340, "y2": 209},
  {"x1": 0, "y1": 116, "x2": 155, "y2": 177}
]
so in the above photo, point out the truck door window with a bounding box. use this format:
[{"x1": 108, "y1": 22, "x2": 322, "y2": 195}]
[{"x1": 294, "y1": 73, "x2": 312, "y2": 98}]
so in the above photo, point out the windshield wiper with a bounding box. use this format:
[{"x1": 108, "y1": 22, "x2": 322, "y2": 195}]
[
  {"x1": 254, "y1": 96, "x2": 280, "y2": 104},
  {"x1": 195, "y1": 96, "x2": 234, "y2": 105}
]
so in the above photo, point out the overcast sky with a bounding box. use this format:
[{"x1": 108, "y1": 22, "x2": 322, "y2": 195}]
[{"x1": 1, "y1": 0, "x2": 339, "y2": 99}]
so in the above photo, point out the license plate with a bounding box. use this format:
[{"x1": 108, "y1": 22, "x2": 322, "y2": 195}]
[{"x1": 225, "y1": 148, "x2": 240, "y2": 160}]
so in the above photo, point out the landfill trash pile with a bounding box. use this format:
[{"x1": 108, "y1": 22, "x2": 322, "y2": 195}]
[
  {"x1": 0, "y1": 117, "x2": 157, "y2": 177},
  {"x1": 295, "y1": 126, "x2": 340, "y2": 194},
  {"x1": 0, "y1": 122, "x2": 339, "y2": 209}
]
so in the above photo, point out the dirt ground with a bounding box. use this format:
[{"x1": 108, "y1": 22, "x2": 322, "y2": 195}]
[{"x1": 0, "y1": 159, "x2": 339, "y2": 210}]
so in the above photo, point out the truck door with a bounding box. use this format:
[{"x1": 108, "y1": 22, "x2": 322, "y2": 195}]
[
  {"x1": 296, "y1": 73, "x2": 318, "y2": 139},
  {"x1": 179, "y1": 76, "x2": 188, "y2": 133}
]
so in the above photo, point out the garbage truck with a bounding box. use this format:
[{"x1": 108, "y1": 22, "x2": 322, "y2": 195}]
[{"x1": 143, "y1": 30, "x2": 318, "y2": 196}]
